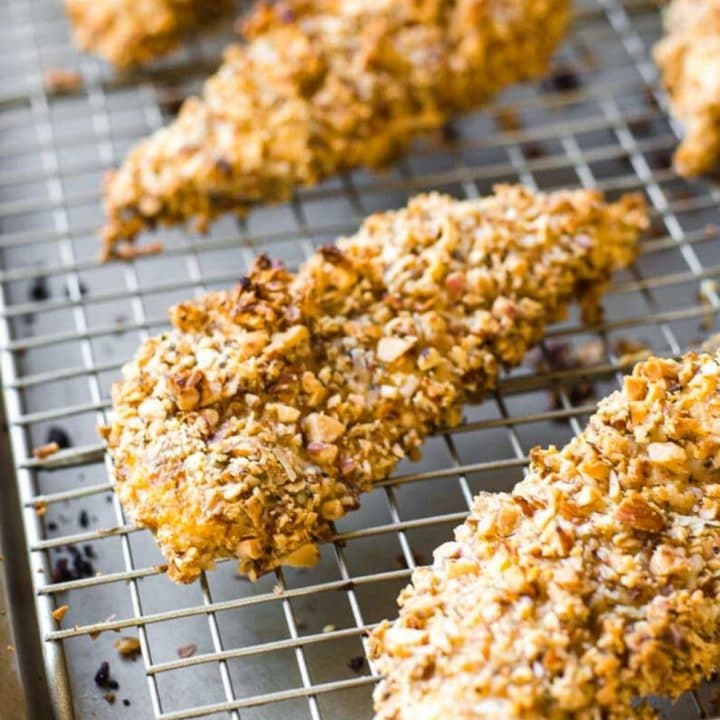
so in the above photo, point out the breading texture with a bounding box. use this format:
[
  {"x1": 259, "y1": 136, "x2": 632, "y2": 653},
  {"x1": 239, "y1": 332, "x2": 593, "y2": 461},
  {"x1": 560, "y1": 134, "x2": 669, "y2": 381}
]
[
  {"x1": 100, "y1": 0, "x2": 570, "y2": 258},
  {"x1": 103, "y1": 186, "x2": 647, "y2": 583},
  {"x1": 64, "y1": 0, "x2": 235, "y2": 68},
  {"x1": 369, "y1": 351, "x2": 720, "y2": 720},
  {"x1": 654, "y1": 0, "x2": 720, "y2": 176}
]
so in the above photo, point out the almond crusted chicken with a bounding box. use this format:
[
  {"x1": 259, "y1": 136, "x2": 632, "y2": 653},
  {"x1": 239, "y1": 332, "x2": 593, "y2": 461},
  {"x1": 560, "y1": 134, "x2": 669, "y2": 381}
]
[
  {"x1": 655, "y1": 0, "x2": 720, "y2": 176},
  {"x1": 100, "y1": 0, "x2": 570, "y2": 259},
  {"x1": 102, "y1": 186, "x2": 647, "y2": 583},
  {"x1": 65, "y1": 0, "x2": 236, "y2": 68},
  {"x1": 370, "y1": 350, "x2": 720, "y2": 719}
]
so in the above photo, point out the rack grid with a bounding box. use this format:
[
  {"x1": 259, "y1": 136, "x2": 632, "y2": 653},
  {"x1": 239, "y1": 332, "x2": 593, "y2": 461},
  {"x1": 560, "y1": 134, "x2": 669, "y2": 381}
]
[{"x1": 2, "y1": 0, "x2": 720, "y2": 718}]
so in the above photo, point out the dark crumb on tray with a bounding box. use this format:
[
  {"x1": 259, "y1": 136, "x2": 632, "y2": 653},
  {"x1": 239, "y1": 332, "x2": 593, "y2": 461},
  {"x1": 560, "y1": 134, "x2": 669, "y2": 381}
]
[
  {"x1": 123, "y1": 699, "x2": 131, "y2": 707},
  {"x1": 94, "y1": 661, "x2": 119, "y2": 691},
  {"x1": 543, "y1": 66, "x2": 580, "y2": 93},
  {"x1": 29, "y1": 274, "x2": 50, "y2": 302},
  {"x1": 46, "y1": 426, "x2": 72, "y2": 449},
  {"x1": 104, "y1": 692, "x2": 116, "y2": 705},
  {"x1": 79, "y1": 509, "x2": 89, "y2": 528},
  {"x1": 347, "y1": 656, "x2": 366, "y2": 673}
]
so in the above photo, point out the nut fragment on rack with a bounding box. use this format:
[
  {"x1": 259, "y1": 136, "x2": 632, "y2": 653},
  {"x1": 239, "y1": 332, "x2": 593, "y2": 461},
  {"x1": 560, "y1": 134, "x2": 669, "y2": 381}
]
[
  {"x1": 43, "y1": 68, "x2": 83, "y2": 95},
  {"x1": 114, "y1": 636, "x2": 141, "y2": 661},
  {"x1": 104, "y1": 186, "x2": 647, "y2": 583},
  {"x1": 371, "y1": 350, "x2": 720, "y2": 719},
  {"x1": 64, "y1": 0, "x2": 235, "y2": 68},
  {"x1": 655, "y1": 0, "x2": 720, "y2": 175},
  {"x1": 51, "y1": 605, "x2": 69, "y2": 622},
  {"x1": 100, "y1": 0, "x2": 571, "y2": 258},
  {"x1": 32, "y1": 442, "x2": 60, "y2": 459}
]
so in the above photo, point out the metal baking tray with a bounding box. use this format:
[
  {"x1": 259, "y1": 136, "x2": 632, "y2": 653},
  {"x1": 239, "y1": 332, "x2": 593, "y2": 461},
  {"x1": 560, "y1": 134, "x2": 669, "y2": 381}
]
[{"x1": 1, "y1": 0, "x2": 720, "y2": 718}]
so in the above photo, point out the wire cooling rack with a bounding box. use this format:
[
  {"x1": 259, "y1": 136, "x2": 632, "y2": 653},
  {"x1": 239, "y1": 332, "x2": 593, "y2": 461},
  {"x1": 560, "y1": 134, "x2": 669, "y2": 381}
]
[{"x1": 2, "y1": 0, "x2": 720, "y2": 718}]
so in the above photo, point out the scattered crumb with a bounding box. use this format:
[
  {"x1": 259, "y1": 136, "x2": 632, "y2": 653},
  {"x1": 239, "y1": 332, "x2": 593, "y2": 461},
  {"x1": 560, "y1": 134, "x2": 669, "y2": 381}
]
[
  {"x1": 153, "y1": 564, "x2": 168, "y2": 573},
  {"x1": 113, "y1": 242, "x2": 164, "y2": 261},
  {"x1": 272, "y1": 583, "x2": 283, "y2": 595},
  {"x1": 177, "y1": 643, "x2": 197, "y2": 659},
  {"x1": 33, "y1": 443, "x2": 59, "y2": 460},
  {"x1": 35, "y1": 501, "x2": 48, "y2": 517},
  {"x1": 347, "y1": 655, "x2": 366, "y2": 673},
  {"x1": 94, "y1": 661, "x2": 119, "y2": 691},
  {"x1": 46, "y1": 426, "x2": 72, "y2": 449},
  {"x1": 43, "y1": 68, "x2": 83, "y2": 95},
  {"x1": 7, "y1": 644, "x2": 15, "y2": 653},
  {"x1": 496, "y1": 107, "x2": 521, "y2": 132},
  {"x1": 104, "y1": 692, "x2": 116, "y2": 705},
  {"x1": 52, "y1": 605, "x2": 69, "y2": 622},
  {"x1": 322, "y1": 624, "x2": 336, "y2": 634},
  {"x1": 530, "y1": 343, "x2": 596, "y2": 416},
  {"x1": 613, "y1": 337, "x2": 652, "y2": 366},
  {"x1": 123, "y1": 699, "x2": 131, "y2": 707},
  {"x1": 114, "y1": 636, "x2": 141, "y2": 661},
  {"x1": 543, "y1": 66, "x2": 581, "y2": 93}
]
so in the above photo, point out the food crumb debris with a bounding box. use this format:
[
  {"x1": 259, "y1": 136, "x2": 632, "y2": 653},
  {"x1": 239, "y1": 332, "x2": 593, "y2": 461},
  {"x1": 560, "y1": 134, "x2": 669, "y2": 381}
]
[
  {"x1": 272, "y1": 584, "x2": 283, "y2": 595},
  {"x1": 35, "y1": 501, "x2": 48, "y2": 516},
  {"x1": 52, "y1": 605, "x2": 69, "y2": 622},
  {"x1": 46, "y1": 426, "x2": 72, "y2": 449},
  {"x1": 83, "y1": 544, "x2": 96, "y2": 559},
  {"x1": 613, "y1": 337, "x2": 652, "y2": 365},
  {"x1": 43, "y1": 68, "x2": 83, "y2": 95},
  {"x1": 33, "y1": 443, "x2": 60, "y2": 460},
  {"x1": 322, "y1": 624, "x2": 336, "y2": 634},
  {"x1": 496, "y1": 107, "x2": 521, "y2": 132},
  {"x1": 94, "y1": 661, "x2": 119, "y2": 691},
  {"x1": 28, "y1": 274, "x2": 50, "y2": 303},
  {"x1": 51, "y1": 545, "x2": 95, "y2": 583},
  {"x1": 113, "y1": 241, "x2": 164, "y2": 261},
  {"x1": 347, "y1": 656, "x2": 366, "y2": 673},
  {"x1": 79, "y1": 510, "x2": 90, "y2": 528},
  {"x1": 531, "y1": 343, "x2": 597, "y2": 415},
  {"x1": 122, "y1": 699, "x2": 131, "y2": 707},
  {"x1": 543, "y1": 66, "x2": 580, "y2": 93},
  {"x1": 7, "y1": 644, "x2": 15, "y2": 653},
  {"x1": 177, "y1": 643, "x2": 197, "y2": 659},
  {"x1": 104, "y1": 692, "x2": 116, "y2": 705},
  {"x1": 114, "y1": 636, "x2": 142, "y2": 661}
]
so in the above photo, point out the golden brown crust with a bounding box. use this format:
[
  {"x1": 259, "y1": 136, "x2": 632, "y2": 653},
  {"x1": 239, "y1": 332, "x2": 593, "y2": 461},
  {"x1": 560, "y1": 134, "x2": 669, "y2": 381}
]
[
  {"x1": 64, "y1": 0, "x2": 235, "y2": 68},
  {"x1": 369, "y1": 351, "x2": 720, "y2": 720},
  {"x1": 654, "y1": 0, "x2": 720, "y2": 176},
  {"x1": 104, "y1": 185, "x2": 647, "y2": 583},
  {"x1": 100, "y1": 0, "x2": 570, "y2": 258}
]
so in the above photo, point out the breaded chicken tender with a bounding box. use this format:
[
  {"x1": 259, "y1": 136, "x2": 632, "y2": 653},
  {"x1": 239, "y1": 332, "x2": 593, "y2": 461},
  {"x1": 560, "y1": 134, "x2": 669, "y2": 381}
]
[
  {"x1": 100, "y1": 0, "x2": 570, "y2": 258},
  {"x1": 65, "y1": 0, "x2": 235, "y2": 68},
  {"x1": 370, "y1": 350, "x2": 720, "y2": 719},
  {"x1": 102, "y1": 186, "x2": 647, "y2": 583},
  {"x1": 655, "y1": 0, "x2": 720, "y2": 176}
]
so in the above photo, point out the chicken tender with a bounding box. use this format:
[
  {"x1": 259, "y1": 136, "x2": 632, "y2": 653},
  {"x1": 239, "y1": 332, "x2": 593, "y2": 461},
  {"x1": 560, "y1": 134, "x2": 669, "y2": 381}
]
[
  {"x1": 102, "y1": 186, "x2": 646, "y2": 583},
  {"x1": 65, "y1": 0, "x2": 235, "y2": 68},
  {"x1": 370, "y1": 350, "x2": 720, "y2": 719},
  {"x1": 100, "y1": 0, "x2": 570, "y2": 258},
  {"x1": 654, "y1": 0, "x2": 720, "y2": 176}
]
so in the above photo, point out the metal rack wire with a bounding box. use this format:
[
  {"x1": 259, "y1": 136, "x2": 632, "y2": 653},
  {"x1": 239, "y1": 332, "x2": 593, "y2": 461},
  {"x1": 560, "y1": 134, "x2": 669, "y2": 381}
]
[{"x1": 1, "y1": 0, "x2": 720, "y2": 718}]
